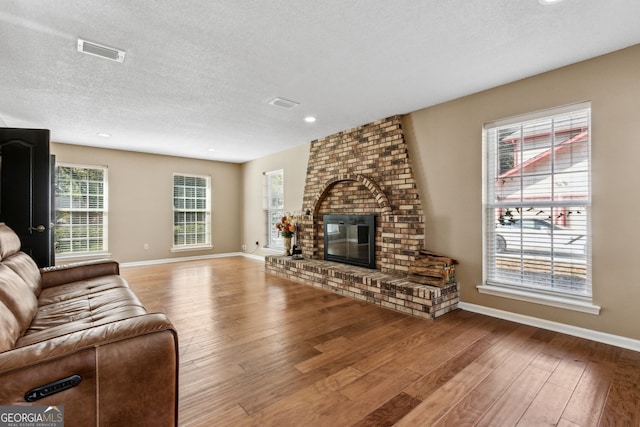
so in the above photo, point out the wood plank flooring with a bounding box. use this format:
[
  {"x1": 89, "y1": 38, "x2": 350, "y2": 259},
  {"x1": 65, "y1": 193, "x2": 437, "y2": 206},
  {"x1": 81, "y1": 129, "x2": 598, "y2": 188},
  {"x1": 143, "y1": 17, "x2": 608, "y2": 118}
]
[{"x1": 121, "y1": 257, "x2": 640, "y2": 426}]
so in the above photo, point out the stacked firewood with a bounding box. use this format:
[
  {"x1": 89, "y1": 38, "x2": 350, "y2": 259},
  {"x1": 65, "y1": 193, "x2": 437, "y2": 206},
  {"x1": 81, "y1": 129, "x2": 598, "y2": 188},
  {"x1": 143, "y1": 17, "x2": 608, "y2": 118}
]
[{"x1": 407, "y1": 250, "x2": 458, "y2": 288}]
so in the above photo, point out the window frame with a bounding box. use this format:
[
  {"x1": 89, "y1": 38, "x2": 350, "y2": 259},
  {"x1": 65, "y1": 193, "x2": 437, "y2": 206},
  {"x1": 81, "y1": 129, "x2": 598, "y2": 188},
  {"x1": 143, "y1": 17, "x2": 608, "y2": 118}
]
[
  {"x1": 479, "y1": 103, "x2": 599, "y2": 314},
  {"x1": 265, "y1": 169, "x2": 284, "y2": 249},
  {"x1": 54, "y1": 162, "x2": 109, "y2": 259},
  {"x1": 172, "y1": 172, "x2": 212, "y2": 251}
]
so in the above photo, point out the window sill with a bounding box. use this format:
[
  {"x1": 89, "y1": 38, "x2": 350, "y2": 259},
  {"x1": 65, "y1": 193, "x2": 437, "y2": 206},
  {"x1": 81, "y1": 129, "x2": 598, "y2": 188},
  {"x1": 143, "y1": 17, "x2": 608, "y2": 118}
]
[
  {"x1": 171, "y1": 244, "x2": 213, "y2": 253},
  {"x1": 477, "y1": 283, "x2": 601, "y2": 315}
]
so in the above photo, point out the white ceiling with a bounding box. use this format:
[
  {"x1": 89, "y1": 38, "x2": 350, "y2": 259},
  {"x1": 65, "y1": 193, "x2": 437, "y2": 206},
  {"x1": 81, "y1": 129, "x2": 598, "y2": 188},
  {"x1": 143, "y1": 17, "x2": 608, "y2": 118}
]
[{"x1": 1, "y1": 1, "x2": 640, "y2": 163}]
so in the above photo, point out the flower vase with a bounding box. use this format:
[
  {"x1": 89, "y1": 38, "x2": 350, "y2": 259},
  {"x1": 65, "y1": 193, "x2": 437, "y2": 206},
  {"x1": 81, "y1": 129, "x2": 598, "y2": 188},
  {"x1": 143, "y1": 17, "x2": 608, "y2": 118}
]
[{"x1": 284, "y1": 237, "x2": 292, "y2": 256}]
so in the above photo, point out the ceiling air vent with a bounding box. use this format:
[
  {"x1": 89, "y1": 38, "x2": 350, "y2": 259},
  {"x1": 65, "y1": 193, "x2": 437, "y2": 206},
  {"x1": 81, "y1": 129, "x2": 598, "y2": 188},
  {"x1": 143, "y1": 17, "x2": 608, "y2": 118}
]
[
  {"x1": 268, "y1": 97, "x2": 299, "y2": 109},
  {"x1": 77, "y1": 38, "x2": 126, "y2": 63}
]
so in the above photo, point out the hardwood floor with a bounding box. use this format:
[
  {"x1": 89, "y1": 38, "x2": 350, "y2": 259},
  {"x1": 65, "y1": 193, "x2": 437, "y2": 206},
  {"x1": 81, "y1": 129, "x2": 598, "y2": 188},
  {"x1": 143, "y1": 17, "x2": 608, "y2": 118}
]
[{"x1": 121, "y1": 257, "x2": 640, "y2": 426}]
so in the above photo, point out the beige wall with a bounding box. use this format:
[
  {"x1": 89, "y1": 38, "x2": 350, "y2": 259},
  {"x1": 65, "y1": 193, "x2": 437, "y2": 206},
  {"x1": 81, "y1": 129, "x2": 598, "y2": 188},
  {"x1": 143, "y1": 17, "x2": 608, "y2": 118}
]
[
  {"x1": 241, "y1": 143, "x2": 309, "y2": 257},
  {"x1": 51, "y1": 143, "x2": 242, "y2": 263},
  {"x1": 402, "y1": 44, "x2": 640, "y2": 340}
]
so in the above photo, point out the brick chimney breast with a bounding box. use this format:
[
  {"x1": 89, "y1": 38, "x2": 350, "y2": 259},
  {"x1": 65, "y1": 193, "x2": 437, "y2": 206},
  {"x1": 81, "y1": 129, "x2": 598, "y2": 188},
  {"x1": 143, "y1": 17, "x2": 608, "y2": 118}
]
[{"x1": 299, "y1": 115, "x2": 424, "y2": 274}]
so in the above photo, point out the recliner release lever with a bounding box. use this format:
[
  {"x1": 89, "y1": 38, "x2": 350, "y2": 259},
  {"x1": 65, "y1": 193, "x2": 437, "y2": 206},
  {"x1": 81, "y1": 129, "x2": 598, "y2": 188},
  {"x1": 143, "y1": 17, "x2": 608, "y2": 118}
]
[{"x1": 25, "y1": 374, "x2": 82, "y2": 402}]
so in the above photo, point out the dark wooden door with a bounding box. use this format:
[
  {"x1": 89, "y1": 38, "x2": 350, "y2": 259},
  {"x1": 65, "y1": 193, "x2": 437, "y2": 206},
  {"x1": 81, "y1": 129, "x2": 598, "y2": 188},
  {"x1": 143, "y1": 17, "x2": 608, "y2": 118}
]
[{"x1": 0, "y1": 128, "x2": 54, "y2": 267}]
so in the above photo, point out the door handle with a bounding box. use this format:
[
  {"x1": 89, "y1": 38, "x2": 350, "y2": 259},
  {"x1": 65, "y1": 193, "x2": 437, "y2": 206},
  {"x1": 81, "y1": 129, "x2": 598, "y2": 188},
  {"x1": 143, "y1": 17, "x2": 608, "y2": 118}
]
[{"x1": 29, "y1": 225, "x2": 46, "y2": 233}]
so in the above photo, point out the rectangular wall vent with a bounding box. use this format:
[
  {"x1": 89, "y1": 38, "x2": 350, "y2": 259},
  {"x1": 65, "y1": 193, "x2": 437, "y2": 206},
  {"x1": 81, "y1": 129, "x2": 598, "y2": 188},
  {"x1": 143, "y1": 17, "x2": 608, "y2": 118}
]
[
  {"x1": 268, "y1": 97, "x2": 299, "y2": 109},
  {"x1": 77, "y1": 38, "x2": 126, "y2": 63}
]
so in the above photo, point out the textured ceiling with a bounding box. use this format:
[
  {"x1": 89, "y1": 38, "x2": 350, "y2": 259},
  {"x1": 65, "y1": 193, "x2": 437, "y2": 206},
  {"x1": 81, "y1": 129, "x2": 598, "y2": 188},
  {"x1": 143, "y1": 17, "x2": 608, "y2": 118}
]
[{"x1": 1, "y1": 1, "x2": 640, "y2": 163}]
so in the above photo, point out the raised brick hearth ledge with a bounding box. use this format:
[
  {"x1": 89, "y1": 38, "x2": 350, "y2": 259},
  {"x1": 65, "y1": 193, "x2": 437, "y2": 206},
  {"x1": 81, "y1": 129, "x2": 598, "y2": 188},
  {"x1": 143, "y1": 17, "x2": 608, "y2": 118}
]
[{"x1": 265, "y1": 256, "x2": 459, "y2": 319}]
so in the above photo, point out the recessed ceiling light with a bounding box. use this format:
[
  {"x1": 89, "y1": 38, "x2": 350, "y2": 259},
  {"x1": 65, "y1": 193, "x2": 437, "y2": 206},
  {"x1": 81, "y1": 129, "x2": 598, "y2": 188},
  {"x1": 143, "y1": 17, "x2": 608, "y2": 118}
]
[
  {"x1": 538, "y1": 0, "x2": 564, "y2": 4},
  {"x1": 207, "y1": 148, "x2": 216, "y2": 152},
  {"x1": 304, "y1": 116, "x2": 316, "y2": 123},
  {"x1": 96, "y1": 132, "x2": 111, "y2": 137}
]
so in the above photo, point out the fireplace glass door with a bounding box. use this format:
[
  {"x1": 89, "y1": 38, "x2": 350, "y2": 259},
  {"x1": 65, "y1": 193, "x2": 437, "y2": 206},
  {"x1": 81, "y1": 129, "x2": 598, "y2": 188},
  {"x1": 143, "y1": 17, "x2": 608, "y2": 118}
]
[{"x1": 323, "y1": 214, "x2": 375, "y2": 269}]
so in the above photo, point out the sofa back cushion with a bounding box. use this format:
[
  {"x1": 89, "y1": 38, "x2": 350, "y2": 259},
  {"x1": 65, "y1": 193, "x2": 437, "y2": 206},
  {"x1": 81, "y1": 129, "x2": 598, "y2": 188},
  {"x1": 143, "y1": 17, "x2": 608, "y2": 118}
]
[
  {"x1": 3, "y1": 252, "x2": 42, "y2": 296},
  {"x1": 0, "y1": 301, "x2": 22, "y2": 353},
  {"x1": 0, "y1": 223, "x2": 21, "y2": 261},
  {"x1": 0, "y1": 264, "x2": 38, "y2": 351}
]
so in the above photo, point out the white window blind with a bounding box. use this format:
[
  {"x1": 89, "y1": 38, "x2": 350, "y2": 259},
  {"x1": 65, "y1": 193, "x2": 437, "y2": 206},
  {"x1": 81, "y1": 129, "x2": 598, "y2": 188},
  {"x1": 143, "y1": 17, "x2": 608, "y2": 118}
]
[
  {"x1": 484, "y1": 104, "x2": 591, "y2": 298},
  {"x1": 55, "y1": 164, "x2": 108, "y2": 255},
  {"x1": 173, "y1": 173, "x2": 211, "y2": 249},
  {"x1": 265, "y1": 170, "x2": 284, "y2": 249}
]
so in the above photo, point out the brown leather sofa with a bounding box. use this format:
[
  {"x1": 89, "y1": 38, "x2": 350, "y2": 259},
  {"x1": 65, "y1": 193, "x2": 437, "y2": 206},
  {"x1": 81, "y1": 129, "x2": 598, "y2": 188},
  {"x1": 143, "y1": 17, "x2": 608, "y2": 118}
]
[{"x1": 0, "y1": 223, "x2": 178, "y2": 426}]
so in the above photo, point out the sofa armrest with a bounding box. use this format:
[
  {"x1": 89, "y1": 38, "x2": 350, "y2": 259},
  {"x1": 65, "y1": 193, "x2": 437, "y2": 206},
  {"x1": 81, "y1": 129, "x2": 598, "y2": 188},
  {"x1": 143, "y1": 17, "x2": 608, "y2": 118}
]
[
  {"x1": 0, "y1": 313, "x2": 178, "y2": 426},
  {"x1": 39, "y1": 259, "x2": 120, "y2": 289},
  {"x1": 0, "y1": 313, "x2": 175, "y2": 373}
]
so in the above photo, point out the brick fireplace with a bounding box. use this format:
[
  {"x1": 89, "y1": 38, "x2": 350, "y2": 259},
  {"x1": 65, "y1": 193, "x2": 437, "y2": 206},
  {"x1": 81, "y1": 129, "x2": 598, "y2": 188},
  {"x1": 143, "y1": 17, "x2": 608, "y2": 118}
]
[
  {"x1": 265, "y1": 115, "x2": 459, "y2": 319},
  {"x1": 299, "y1": 115, "x2": 424, "y2": 273}
]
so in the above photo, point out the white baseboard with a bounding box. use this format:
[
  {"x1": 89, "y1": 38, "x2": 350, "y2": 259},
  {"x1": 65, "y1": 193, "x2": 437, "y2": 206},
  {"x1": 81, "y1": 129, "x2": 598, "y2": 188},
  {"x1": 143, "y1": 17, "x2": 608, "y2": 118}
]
[
  {"x1": 242, "y1": 253, "x2": 265, "y2": 261},
  {"x1": 120, "y1": 252, "x2": 246, "y2": 268},
  {"x1": 459, "y1": 302, "x2": 640, "y2": 352}
]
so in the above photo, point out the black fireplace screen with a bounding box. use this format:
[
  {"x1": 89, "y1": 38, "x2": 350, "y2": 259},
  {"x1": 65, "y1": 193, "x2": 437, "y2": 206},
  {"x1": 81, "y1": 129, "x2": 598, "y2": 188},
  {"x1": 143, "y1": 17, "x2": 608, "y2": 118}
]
[{"x1": 323, "y1": 214, "x2": 376, "y2": 269}]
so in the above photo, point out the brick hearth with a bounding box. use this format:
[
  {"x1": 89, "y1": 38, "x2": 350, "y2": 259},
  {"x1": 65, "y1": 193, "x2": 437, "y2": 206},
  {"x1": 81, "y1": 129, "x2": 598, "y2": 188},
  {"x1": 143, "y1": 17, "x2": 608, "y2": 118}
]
[{"x1": 265, "y1": 256, "x2": 458, "y2": 320}]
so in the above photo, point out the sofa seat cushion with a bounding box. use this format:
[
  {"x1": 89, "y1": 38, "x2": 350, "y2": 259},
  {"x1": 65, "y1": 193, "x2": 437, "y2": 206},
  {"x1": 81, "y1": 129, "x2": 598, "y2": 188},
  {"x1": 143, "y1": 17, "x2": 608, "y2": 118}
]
[{"x1": 15, "y1": 275, "x2": 147, "y2": 348}]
